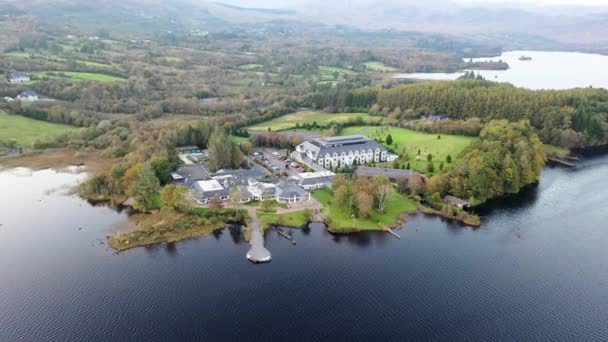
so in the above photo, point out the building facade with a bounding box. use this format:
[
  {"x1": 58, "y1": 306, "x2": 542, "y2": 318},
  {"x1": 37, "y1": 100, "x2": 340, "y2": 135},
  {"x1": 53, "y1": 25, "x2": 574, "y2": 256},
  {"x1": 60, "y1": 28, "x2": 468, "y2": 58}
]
[{"x1": 295, "y1": 135, "x2": 387, "y2": 169}]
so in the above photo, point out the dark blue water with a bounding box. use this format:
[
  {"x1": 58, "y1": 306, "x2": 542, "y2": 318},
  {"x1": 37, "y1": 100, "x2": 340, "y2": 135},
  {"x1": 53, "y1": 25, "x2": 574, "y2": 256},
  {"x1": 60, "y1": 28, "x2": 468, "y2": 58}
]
[{"x1": 1, "y1": 156, "x2": 608, "y2": 341}]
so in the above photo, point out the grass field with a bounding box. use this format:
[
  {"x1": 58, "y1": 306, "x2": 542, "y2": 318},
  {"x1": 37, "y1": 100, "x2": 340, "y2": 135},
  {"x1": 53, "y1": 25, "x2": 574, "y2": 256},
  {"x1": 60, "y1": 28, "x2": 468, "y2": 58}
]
[
  {"x1": 362, "y1": 61, "x2": 397, "y2": 72},
  {"x1": 5, "y1": 52, "x2": 115, "y2": 69},
  {"x1": 543, "y1": 144, "x2": 569, "y2": 159},
  {"x1": 340, "y1": 126, "x2": 477, "y2": 175},
  {"x1": 35, "y1": 71, "x2": 126, "y2": 82},
  {"x1": 319, "y1": 66, "x2": 356, "y2": 75},
  {"x1": 257, "y1": 210, "x2": 312, "y2": 229},
  {"x1": 0, "y1": 111, "x2": 78, "y2": 146},
  {"x1": 313, "y1": 188, "x2": 416, "y2": 231},
  {"x1": 247, "y1": 111, "x2": 374, "y2": 131},
  {"x1": 239, "y1": 63, "x2": 264, "y2": 71}
]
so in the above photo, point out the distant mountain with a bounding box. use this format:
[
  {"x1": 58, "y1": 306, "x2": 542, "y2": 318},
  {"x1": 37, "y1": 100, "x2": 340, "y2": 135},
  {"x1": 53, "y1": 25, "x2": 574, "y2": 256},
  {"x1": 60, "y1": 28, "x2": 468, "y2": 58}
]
[{"x1": 1, "y1": 0, "x2": 607, "y2": 51}]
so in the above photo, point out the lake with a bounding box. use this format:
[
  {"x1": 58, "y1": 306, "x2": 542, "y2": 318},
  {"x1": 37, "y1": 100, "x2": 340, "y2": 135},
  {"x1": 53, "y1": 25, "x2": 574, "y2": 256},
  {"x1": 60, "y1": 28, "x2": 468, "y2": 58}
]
[
  {"x1": 1, "y1": 156, "x2": 608, "y2": 341},
  {"x1": 394, "y1": 51, "x2": 608, "y2": 90}
]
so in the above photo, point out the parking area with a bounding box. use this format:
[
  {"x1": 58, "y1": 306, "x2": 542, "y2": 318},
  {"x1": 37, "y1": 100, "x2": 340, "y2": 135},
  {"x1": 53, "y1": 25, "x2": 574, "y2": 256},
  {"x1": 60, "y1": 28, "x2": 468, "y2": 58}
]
[{"x1": 251, "y1": 147, "x2": 306, "y2": 177}]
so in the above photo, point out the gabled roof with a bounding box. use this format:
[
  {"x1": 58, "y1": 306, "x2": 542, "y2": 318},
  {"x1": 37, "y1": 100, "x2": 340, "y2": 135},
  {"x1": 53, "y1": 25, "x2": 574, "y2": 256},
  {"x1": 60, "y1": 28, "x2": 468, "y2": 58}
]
[
  {"x1": 18, "y1": 90, "x2": 38, "y2": 97},
  {"x1": 355, "y1": 166, "x2": 417, "y2": 180},
  {"x1": 276, "y1": 180, "x2": 307, "y2": 199},
  {"x1": 174, "y1": 164, "x2": 210, "y2": 187},
  {"x1": 193, "y1": 179, "x2": 230, "y2": 199}
]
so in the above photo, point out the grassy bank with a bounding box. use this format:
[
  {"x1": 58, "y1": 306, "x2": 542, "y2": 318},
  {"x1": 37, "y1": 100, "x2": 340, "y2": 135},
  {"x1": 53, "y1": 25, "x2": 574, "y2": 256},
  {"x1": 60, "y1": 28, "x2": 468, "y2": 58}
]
[
  {"x1": 543, "y1": 144, "x2": 569, "y2": 159},
  {"x1": 340, "y1": 126, "x2": 476, "y2": 174},
  {"x1": 312, "y1": 188, "x2": 416, "y2": 232},
  {"x1": 247, "y1": 111, "x2": 375, "y2": 131},
  {"x1": 257, "y1": 210, "x2": 312, "y2": 230},
  {"x1": 0, "y1": 111, "x2": 78, "y2": 146},
  {"x1": 108, "y1": 208, "x2": 247, "y2": 251}
]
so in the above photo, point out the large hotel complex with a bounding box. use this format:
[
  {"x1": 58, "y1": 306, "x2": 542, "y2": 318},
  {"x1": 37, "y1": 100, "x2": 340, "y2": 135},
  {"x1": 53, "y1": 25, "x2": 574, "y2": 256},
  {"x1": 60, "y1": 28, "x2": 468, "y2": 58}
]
[{"x1": 295, "y1": 135, "x2": 388, "y2": 169}]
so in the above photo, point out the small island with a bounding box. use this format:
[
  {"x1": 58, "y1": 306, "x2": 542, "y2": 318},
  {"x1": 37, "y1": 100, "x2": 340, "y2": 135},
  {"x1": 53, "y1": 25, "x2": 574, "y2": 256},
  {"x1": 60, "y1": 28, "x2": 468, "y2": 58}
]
[{"x1": 463, "y1": 59, "x2": 509, "y2": 70}]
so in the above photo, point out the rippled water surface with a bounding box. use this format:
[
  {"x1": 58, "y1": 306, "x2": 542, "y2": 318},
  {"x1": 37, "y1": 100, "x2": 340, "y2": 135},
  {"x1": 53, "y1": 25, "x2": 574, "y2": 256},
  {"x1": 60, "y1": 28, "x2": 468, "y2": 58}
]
[{"x1": 1, "y1": 157, "x2": 608, "y2": 341}]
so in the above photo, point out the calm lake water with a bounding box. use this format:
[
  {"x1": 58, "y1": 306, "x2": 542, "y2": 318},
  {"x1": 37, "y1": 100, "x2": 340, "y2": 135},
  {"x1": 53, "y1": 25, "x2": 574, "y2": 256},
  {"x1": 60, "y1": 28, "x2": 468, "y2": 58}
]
[
  {"x1": 1, "y1": 156, "x2": 608, "y2": 341},
  {"x1": 394, "y1": 50, "x2": 608, "y2": 90}
]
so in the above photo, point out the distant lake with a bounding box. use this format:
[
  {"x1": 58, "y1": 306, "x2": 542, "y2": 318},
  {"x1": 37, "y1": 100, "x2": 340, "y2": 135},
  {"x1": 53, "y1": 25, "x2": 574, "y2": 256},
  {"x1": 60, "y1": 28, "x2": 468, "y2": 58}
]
[
  {"x1": 2, "y1": 156, "x2": 608, "y2": 340},
  {"x1": 394, "y1": 51, "x2": 608, "y2": 90}
]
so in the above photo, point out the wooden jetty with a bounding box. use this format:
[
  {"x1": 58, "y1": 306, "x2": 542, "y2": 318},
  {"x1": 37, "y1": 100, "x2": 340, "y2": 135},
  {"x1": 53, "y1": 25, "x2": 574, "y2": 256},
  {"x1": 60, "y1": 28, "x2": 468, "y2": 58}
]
[{"x1": 386, "y1": 228, "x2": 401, "y2": 239}]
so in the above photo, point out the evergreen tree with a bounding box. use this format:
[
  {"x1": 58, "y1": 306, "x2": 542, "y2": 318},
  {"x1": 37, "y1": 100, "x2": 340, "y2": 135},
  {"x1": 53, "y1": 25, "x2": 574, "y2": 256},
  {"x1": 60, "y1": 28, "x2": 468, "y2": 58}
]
[{"x1": 386, "y1": 134, "x2": 393, "y2": 145}]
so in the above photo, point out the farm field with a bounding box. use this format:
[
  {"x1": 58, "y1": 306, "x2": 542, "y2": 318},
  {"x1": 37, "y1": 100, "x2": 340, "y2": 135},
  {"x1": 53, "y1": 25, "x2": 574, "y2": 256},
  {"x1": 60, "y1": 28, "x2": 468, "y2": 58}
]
[
  {"x1": 340, "y1": 126, "x2": 477, "y2": 174},
  {"x1": 0, "y1": 111, "x2": 78, "y2": 146},
  {"x1": 35, "y1": 71, "x2": 126, "y2": 82},
  {"x1": 247, "y1": 111, "x2": 375, "y2": 132},
  {"x1": 362, "y1": 61, "x2": 397, "y2": 72},
  {"x1": 4, "y1": 51, "x2": 115, "y2": 69},
  {"x1": 318, "y1": 66, "x2": 356, "y2": 75}
]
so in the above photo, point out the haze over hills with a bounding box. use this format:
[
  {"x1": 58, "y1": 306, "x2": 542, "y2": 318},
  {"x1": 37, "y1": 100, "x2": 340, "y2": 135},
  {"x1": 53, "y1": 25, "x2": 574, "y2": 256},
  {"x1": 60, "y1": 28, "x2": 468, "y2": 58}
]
[{"x1": 1, "y1": 0, "x2": 608, "y2": 51}]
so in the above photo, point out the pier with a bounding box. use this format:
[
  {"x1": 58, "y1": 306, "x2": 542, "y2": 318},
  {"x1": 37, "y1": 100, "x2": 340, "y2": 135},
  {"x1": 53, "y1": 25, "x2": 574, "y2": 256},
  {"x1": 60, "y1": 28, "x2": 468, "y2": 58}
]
[{"x1": 246, "y1": 219, "x2": 272, "y2": 263}]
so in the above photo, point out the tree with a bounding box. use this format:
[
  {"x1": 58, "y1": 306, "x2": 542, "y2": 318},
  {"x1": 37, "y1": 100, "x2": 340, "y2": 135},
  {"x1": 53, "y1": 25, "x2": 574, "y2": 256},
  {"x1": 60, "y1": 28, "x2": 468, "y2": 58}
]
[
  {"x1": 427, "y1": 153, "x2": 433, "y2": 162},
  {"x1": 229, "y1": 187, "x2": 242, "y2": 209},
  {"x1": 407, "y1": 173, "x2": 425, "y2": 195},
  {"x1": 160, "y1": 184, "x2": 189, "y2": 212},
  {"x1": 427, "y1": 161, "x2": 435, "y2": 173},
  {"x1": 133, "y1": 163, "x2": 160, "y2": 212},
  {"x1": 406, "y1": 162, "x2": 411, "y2": 170},
  {"x1": 241, "y1": 140, "x2": 253, "y2": 155},
  {"x1": 150, "y1": 156, "x2": 174, "y2": 184},
  {"x1": 446, "y1": 155, "x2": 452, "y2": 163},
  {"x1": 386, "y1": 134, "x2": 393, "y2": 145},
  {"x1": 207, "y1": 128, "x2": 242, "y2": 172},
  {"x1": 332, "y1": 174, "x2": 349, "y2": 192},
  {"x1": 439, "y1": 162, "x2": 444, "y2": 171},
  {"x1": 356, "y1": 192, "x2": 373, "y2": 219},
  {"x1": 333, "y1": 185, "x2": 349, "y2": 209},
  {"x1": 373, "y1": 176, "x2": 393, "y2": 213}
]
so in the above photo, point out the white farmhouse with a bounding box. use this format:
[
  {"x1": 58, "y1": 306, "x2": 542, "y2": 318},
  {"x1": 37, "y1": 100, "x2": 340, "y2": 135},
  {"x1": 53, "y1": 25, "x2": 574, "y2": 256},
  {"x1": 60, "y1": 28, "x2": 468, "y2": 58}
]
[{"x1": 294, "y1": 135, "x2": 387, "y2": 169}]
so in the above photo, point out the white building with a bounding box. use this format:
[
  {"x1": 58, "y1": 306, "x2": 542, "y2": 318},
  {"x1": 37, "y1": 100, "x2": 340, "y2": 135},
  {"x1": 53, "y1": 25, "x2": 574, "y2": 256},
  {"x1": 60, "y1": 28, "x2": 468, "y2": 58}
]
[
  {"x1": 291, "y1": 171, "x2": 335, "y2": 190},
  {"x1": 7, "y1": 72, "x2": 30, "y2": 84},
  {"x1": 193, "y1": 179, "x2": 230, "y2": 204},
  {"x1": 16, "y1": 90, "x2": 39, "y2": 102},
  {"x1": 294, "y1": 135, "x2": 388, "y2": 169}
]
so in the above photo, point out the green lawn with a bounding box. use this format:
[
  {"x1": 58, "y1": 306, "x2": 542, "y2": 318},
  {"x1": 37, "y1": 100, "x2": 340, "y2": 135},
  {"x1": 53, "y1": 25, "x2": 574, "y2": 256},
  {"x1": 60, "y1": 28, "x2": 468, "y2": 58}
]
[
  {"x1": 340, "y1": 126, "x2": 477, "y2": 175},
  {"x1": 230, "y1": 135, "x2": 249, "y2": 143},
  {"x1": 313, "y1": 188, "x2": 416, "y2": 231},
  {"x1": 247, "y1": 111, "x2": 375, "y2": 131},
  {"x1": 0, "y1": 111, "x2": 78, "y2": 146},
  {"x1": 543, "y1": 144, "x2": 569, "y2": 159},
  {"x1": 319, "y1": 66, "x2": 356, "y2": 75},
  {"x1": 239, "y1": 63, "x2": 264, "y2": 71},
  {"x1": 35, "y1": 71, "x2": 125, "y2": 82},
  {"x1": 362, "y1": 61, "x2": 397, "y2": 72},
  {"x1": 257, "y1": 210, "x2": 312, "y2": 229},
  {"x1": 5, "y1": 52, "x2": 115, "y2": 69}
]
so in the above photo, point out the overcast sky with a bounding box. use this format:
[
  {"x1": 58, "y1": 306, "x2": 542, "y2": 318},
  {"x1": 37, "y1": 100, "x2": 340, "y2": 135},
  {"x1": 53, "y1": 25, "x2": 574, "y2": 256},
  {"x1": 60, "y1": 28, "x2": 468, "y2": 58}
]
[
  {"x1": 454, "y1": 0, "x2": 608, "y2": 5},
  {"x1": 227, "y1": 0, "x2": 608, "y2": 7}
]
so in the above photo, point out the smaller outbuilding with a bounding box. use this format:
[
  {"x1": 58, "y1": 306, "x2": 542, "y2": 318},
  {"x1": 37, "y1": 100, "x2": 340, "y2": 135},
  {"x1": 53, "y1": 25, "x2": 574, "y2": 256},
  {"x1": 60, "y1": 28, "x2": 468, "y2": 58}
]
[
  {"x1": 176, "y1": 145, "x2": 201, "y2": 154},
  {"x1": 16, "y1": 90, "x2": 39, "y2": 102},
  {"x1": 355, "y1": 166, "x2": 417, "y2": 182},
  {"x1": 291, "y1": 171, "x2": 335, "y2": 190},
  {"x1": 7, "y1": 71, "x2": 31, "y2": 84},
  {"x1": 193, "y1": 179, "x2": 230, "y2": 204},
  {"x1": 444, "y1": 195, "x2": 471, "y2": 209},
  {"x1": 171, "y1": 164, "x2": 210, "y2": 187}
]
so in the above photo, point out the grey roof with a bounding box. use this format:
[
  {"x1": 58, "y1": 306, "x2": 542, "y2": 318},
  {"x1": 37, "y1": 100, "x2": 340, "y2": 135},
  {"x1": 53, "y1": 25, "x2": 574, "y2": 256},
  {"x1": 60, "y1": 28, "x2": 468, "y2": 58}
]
[
  {"x1": 276, "y1": 180, "x2": 307, "y2": 199},
  {"x1": 213, "y1": 168, "x2": 264, "y2": 186},
  {"x1": 444, "y1": 195, "x2": 470, "y2": 207},
  {"x1": 193, "y1": 181, "x2": 230, "y2": 200},
  {"x1": 298, "y1": 135, "x2": 386, "y2": 159},
  {"x1": 238, "y1": 186, "x2": 253, "y2": 200},
  {"x1": 8, "y1": 71, "x2": 29, "y2": 79},
  {"x1": 355, "y1": 166, "x2": 416, "y2": 180},
  {"x1": 174, "y1": 164, "x2": 210, "y2": 187},
  {"x1": 18, "y1": 90, "x2": 38, "y2": 97}
]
